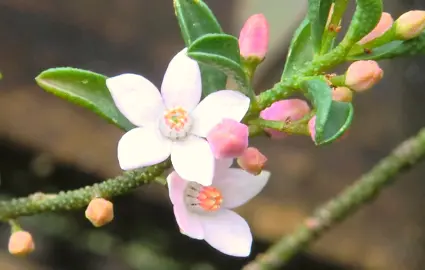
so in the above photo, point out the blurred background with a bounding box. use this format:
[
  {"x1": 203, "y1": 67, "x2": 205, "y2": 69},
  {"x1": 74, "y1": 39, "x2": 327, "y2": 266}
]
[{"x1": 0, "y1": 0, "x2": 425, "y2": 269}]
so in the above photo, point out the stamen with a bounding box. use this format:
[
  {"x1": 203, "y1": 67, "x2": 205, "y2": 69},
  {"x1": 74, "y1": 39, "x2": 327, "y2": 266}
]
[
  {"x1": 158, "y1": 106, "x2": 193, "y2": 140},
  {"x1": 184, "y1": 182, "x2": 223, "y2": 214}
]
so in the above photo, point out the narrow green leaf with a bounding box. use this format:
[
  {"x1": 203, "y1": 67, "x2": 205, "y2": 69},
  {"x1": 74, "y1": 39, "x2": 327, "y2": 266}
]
[
  {"x1": 188, "y1": 33, "x2": 247, "y2": 89},
  {"x1": 282, "y1": 18, "x2": 313, "y2": 79},
  {"x1": 35, "y1": 67, "x2": 135, "y2": 131},
  {"x1": 301, "y1": 78, "x2": 353, "y2": 145},
  {"x1": 347, "y1": 31, "x2": 425, "y2": 60},
  {"x1": 174, "y1": 0, "x2": 227, "y2": 97},
  {"x1": 342, "y1": 0, "x2": 383, "y2": 45},
  {"x1": 307, "y1": 0, "x2": 333, "y2": 53}
]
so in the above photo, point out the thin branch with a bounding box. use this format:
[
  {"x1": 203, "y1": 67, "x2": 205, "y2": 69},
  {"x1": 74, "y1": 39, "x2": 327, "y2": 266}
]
[{"x1": 244, "y1": 127, "x2": 425, "y2": 270}]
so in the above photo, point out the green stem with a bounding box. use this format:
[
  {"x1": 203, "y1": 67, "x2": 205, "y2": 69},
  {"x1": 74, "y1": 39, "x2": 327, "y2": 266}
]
[
  {"x1": 0, "y1": 160, "x2": 170, "y2": 221},
  {"x1": 320, "y1": 0, "x2": 349, "y2": 55},
  {"x1": 243, "y1": 127, "x2": 425, "y2": 270},
  {"x1": 249, "y1": 118, "x2": 310, "y2": 136},
  {"x1": 329, "y1": 74, "x2": 346, "y2": 86}
]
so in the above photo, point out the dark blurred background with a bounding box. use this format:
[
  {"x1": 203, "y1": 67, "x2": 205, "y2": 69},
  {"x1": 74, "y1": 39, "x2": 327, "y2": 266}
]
[{"x1": 0, "y1": 1, "x2": 425, "y2": 269}]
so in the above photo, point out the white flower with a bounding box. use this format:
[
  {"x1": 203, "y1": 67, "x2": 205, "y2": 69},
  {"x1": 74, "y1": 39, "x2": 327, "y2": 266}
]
[
  {"x1": 167, "y1": 159, "x2": 270, "y2": 257},
  {"x1": 106, "y1": 48, "x2": 250, "y2": 186}
]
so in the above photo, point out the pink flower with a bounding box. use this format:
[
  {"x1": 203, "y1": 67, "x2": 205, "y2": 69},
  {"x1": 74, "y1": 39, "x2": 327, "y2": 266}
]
[
  {"x1": 345, "y1": 60, "x2": 383, "y2": 92},
  {"x1": 332, "y1": 87, "x2": 353, "y2": 102},
  {"x1": 238, "y1": 14, "x2": 269, "y2": 61},
  {"x1": 167, "y1": 159, "x2": 270, "y2": 257},
  {"x1": 207, "y1": 119, "x2": 249, "y2": 159},
  {"x1": 308, "y1": 116, "x2": 316, "y2": 142},
  {"x1": 260, "y1": 99, "x2": 310, "y2": 139},
  {"x1": 395, "y1": 10, "x2": 425, "y2": 40},
  {"x1": 358, "y1": 12, "x2": 394, "y2": 44},
  {"x1": 237, "y1": 147, "x2": 267, "y2": 175}
]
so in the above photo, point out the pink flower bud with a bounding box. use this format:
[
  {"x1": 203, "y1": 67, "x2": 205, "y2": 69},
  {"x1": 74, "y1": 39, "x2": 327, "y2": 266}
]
[
  {"x1": 260, "y1": 99, "x2": 311, "y2": 139},
  {"x1": 237, "y1": 147, "x2": 267, "y2": 175},
  {"x1": 238, "y1": 14, "x2": 269, "y2": 61},
  {"x1": 345, "y1": 60, "x2": 383, "y2": 92},
  {"x1": 8, "y1": 231, "x2": 35, "y2": 256},
  {"x1": 308, "y1": 116, "x2": 316, "y2": 142},
  {"x1": 395, "y1": 10, "x2": 425, "y2": 40},
  {"x1": 332, "y1": 87, "x2": 353, "y2": 102},
  {"x1": 207, "y1": 119, "x2": 249, "y2": 159},
  {"x1": 358, "y1": 12, "x2": 394, "y2": 45},
  {"x1": 85, "y1": 198, "x2": 114, "y2": 227}
]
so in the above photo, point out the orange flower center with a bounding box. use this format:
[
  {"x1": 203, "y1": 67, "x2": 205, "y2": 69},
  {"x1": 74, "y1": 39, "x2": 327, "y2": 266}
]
[
  {"x1": 184, "y1": 182, "x2": 224, "y2": 213},
  {"x1": 163, "y1": 106, "x2": 189, "y2": 132}
]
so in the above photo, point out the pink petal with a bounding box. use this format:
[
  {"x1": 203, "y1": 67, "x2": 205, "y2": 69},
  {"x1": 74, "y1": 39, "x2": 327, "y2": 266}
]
[
  {"x1": 173, "y1": 194, "x2": 204, "y2": 240},
  {"x1": 191, "y1": 90, "x2": 250, "y2": 137},
  {"x1": 171, "y1": 136, "x2": 215, "y2": 186},
  {"x1": 215, "y1": 158, "x2": 234, "y2": 173},
  {"x1": 166, "y1": 171, "x2": 188, "y2": 206},
  {"x1": 117, "y1": 127, "x2": 172, "y2": 170},
  {"x1": 200, "y1": 209, "x2": 252, "y2": 257},
  {"x1": 213, "y1": 169, "x2": 270, "y2": 209},
  {"x1": 161, "y1": 48, "x2": 202, "y2": 112},
  {"x1": 106, "y1": 73, "x2": 165, "y2": 126}
]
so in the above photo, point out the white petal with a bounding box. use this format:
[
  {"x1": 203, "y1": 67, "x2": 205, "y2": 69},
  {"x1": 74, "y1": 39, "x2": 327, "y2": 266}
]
[
  {"x1": 200, "y1": 209, "x2": 252, "y2": 257},
  {"x1": 106, "y1": 73, "x2": 165, "y2": 126},
  {"x1": 214, "y1": 169, "x2": 270, "y2": 209},
  {"x1": 167, "y1": 171, "x2": 188, "y2": 206},
  {"x1": 214, "y1": 158, "x2": 234, "y2": 176},
  {"x1": 173, "y1": 195, "x2": 204, "y2": 240},
  {"x1": 171, "y1": 136, "x2": 214, "y2": 186},
  {"x1": 191, "y1": 90, "x2": 250, "y2": 137},
  {"x1": 118, "y1": 127, "x2": 172, "y2": 170},
  {"x1": 161, "y1": 48, "x2": 202, "y2": 112}
]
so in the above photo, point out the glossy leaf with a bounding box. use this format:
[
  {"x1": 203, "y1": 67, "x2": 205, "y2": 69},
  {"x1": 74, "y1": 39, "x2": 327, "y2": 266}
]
[
  {"x1": 347, "y1": 31, "x2": 425, "y2": 60},
  {"x1": 342, "y1": 0, "x2": 383, "y2": 45},
  {"x1": 188, "y1": 33, "x2": 247, "y2": 89},
  {"x1": 307, "y1": 0, "x2": 333, "y2": 53},
  {"x1": 174, "y1": 0, "x2": 227, "y2": 97},
  {"x1": 281, "y1": 18, "x2": 313, "y2": 79},
  {"x1": 36, "y1": 68, "x2": 135, "y2": 131},
  {"x1": 301, "y1": 78, "x2": 353, "y2": 145}
]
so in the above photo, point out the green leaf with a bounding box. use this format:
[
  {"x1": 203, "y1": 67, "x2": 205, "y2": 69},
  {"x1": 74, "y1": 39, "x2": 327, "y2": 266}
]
[
  {"x1": 35, "y1": 67, "x2": 135, "y2": 131},
  {"x1": 281, "y1": 18, "x2": 313, "y2": 79},
  {"x1": 301, "y1": 78, "x2": 353, "y2": 145},
  {"x1": 174, "y1": 0, "x2": 227, "y2": 97},
  {"x1": 347, "y1": 32, "x2": 425, "y2": 60},
  {"x1": 342, "y1": 0, "x2": 383, "y2": 45},
  {"x1": 307, "y1": 0, "x2": 333, "y2": 53},
  {"x1": 188, "y1": 33, "x2": 247, "y2": 89}
]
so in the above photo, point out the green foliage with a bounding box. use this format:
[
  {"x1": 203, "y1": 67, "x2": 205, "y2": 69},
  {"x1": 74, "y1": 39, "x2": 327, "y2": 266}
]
[
  {"x1": 36, "y1": 68, "x2": 135, "y2": 131},
  {"x1": 307, "y1": 0, "x2": 333, "y2": 54}
]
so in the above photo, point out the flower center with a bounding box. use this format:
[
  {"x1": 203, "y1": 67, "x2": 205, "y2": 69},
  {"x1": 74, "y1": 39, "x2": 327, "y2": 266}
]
[
  {"x1": 184, "y1": 182, "x2": 223, "y2": 214},
  {"x1": 158, "y1": 106, "x2": 193, "y2": 140}
]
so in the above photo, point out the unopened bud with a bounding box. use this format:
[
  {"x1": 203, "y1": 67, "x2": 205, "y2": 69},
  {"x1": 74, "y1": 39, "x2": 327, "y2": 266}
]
[
  {"x1": 85, "y1": 198, "x2": 114, "y2": 227},
  {"x1": 207, "y1": 119, "x2": 249, "y2": 159},
  {"x1": 237, "y1": 147, "x2": 267, "y2": 175},
  {"x1": 308, "y1": 116, "x2": 317, "y2": 142},
  {"x1": 359, "y1": 12, "x2": 394, "y2": 44},
  {"x1": 260, "y1": 99, "x2": 310, "y2": 139},
  {"x1": 395, "y1": 10, "x2": 425, "y2": 40},
  {"x1": 8, "y1": 231, "x2": 35, "y2": 256},
  {"x1": 345, "y1": 60, "x2": 383, "y2": 92},
  {"x1": 238, "y1": 14, "x2": 269, "y2": 61},
  {"x1": 332, "y1": 87, "x2": 353, "y2": 102}
]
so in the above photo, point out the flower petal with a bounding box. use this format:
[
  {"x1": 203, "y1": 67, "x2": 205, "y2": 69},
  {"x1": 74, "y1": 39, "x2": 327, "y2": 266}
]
[
  {"x1": 215, "y1": 158, "x2": 234, "y2": 175},
  {"x1": 191, "y1": 90, "x2": 250, "y2": 137},
  {"x1": 200, "y1": 209, "x2": 252, "y2": 257},
  {"x1": 171, "y1": 136, "x2": 214, "y2": 186},
  {"x1": 118, "y1": 127, "x2": 172, "y2": 170},
  {"x1": 173, "y1": 196, "x2": 204, "y2": 240},
  {"x1": 214, "y1": 169, "x2": 270, "y2": 209},
  {"x1": 167, "y1": 171, "x2": 188, "y2": 206},
  {"x1": 106, "y1": 73, "x2": 165, "y2": 126},
  {"x1": 161, "y1": 48, "x2": 202, "y2": 111}
]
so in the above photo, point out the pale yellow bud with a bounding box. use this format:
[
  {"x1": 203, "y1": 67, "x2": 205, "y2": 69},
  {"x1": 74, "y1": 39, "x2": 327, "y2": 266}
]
[
  {"x1": 8, "y1": 231, "x2": 35, "y2": 256},
  {"x1": 85, "y1": 198, "x2": 114, "y2": 227}
]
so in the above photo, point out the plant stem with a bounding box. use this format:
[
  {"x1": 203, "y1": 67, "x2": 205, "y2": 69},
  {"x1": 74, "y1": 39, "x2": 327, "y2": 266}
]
[
  {"x1": 243, "y1": 127, "x2": 425, "y2": 270},
  {"x1": 320, "y1": 0, "x2": 349, "y2": 55},
  {"x1": 0, "y1": 160, "x2": 170, "y2": 221}
]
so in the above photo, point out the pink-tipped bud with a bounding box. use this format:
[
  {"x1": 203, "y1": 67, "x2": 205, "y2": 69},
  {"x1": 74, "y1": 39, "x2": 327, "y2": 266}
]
[
  {"x1": 308, "y1": 116, "x2": 317, "y2": 142},
  {"x1": 207, "y1": 119, "x2": 249, "y2": 159},
  {"x1": 8, "y1": 231, "x2": 35, "y2": 256},
  {"x1": 260, "y1": 99, "x2": 311, "y2": 139},
  {"x1": 237, "y1": 147, "x2": 267, "y2": 175},
  {"x1": 238, "y1": 14, "x2": 269, "y2": 61},
  {"x1": 358, "y1": 12, "x2": 394, "y2": 45},
  {"x1": 395, "y1": 10, "x2": 425, "y2": 40},
  {"x1": 332, "y1": 87, "x2": 353, "y2": 102},
  {"x1": 85, "y1": 198, "x2": 114, "y2": 227},
  {"x1": 345, "y1": 60, "x2": 383, "y2": 92}
]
